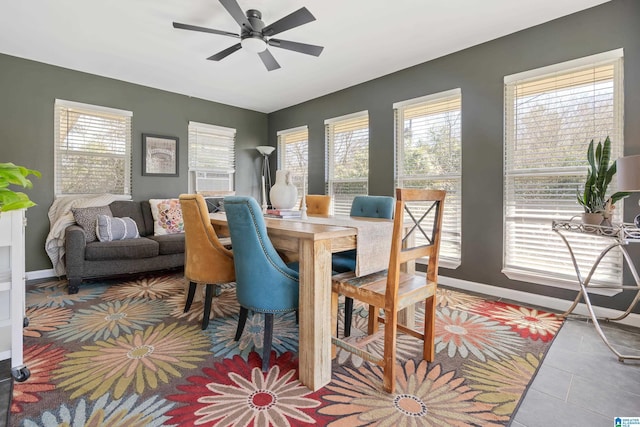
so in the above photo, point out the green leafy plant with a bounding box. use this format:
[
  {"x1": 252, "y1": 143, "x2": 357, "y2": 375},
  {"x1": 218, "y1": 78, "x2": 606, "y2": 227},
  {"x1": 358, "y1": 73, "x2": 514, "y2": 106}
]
[
  {"x1": 0, "y1": 162, "x2": 41, "y2": 212},
  {"x1": 576, "y1": 137, "x2": 628, "y2": 214}
]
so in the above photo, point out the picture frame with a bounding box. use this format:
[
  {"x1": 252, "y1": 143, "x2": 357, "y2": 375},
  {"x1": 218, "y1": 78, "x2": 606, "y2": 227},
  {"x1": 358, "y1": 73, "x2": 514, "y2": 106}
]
[{"x1": 142, "y1": 134, "x2": 179, "y2": 177}]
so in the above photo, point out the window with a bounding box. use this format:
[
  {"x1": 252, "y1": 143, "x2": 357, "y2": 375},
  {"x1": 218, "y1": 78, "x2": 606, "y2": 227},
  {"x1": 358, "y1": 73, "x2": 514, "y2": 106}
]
[
  {"x1": 504, "y1": 49, "x2": 624, "y2": 289},
  {"x1": 188, "y1": 122, "x2": 236, "y2": 193},
  {"x1": 394, "y1": 89, "x2": 462, "y2": 268},
  {"x1": 325, "y1": 111, "x2": 369, "y2": 215},
  {"x1": 277, "y1": 126, "x2": 308, "y2": 207},
  {"x1": 54, "y1": 100, "x2": 132, "y2": 196}
]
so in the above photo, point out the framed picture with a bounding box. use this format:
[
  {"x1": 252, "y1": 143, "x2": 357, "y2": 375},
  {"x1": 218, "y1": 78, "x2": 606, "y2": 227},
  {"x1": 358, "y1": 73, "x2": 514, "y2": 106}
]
[{"x1": 142, "y1": 134, "x2": 179, "y2": 176}]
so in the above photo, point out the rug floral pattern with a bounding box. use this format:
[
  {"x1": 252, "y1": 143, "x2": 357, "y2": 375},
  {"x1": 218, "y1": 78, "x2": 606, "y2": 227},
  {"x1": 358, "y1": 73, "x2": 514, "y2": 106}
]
[{"x1": 10, "y1": 274, "x2": 563, "y2": 426}]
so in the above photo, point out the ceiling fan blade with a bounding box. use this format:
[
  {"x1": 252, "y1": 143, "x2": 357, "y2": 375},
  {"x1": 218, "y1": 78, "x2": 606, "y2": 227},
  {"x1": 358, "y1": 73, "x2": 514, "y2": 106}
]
[
  {"x1": 219, "y1": 0, "x2": 253, "y2": 31},
  {"x1": 258, "y1": 49, "x2": 281, "y2": 71},
  {"x1": 207, "y1": 43, "x2": 242, "y2": 61},
  {"x1": 262, "y1": 7, "x2": 315, "y2": 37},
  {"x1": 268, "y1": 39, "x2": 323, "y2": 57},
  {"x1": 173, "y1": 22, "x2": 239, "y2": 38}
]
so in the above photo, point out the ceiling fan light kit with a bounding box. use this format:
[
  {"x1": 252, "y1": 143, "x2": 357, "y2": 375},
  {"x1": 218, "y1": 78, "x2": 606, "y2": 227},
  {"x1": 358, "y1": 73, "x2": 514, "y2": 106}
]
[{"x1": 173, "y1": 0, "x2": 324, "y2": 71}]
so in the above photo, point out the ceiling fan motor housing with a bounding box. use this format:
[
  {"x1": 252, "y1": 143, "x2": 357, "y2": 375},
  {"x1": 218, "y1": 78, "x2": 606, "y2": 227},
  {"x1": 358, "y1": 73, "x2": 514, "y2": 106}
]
[{"x1": 244, "y1": 9, "x2": 265, "y2": 38}]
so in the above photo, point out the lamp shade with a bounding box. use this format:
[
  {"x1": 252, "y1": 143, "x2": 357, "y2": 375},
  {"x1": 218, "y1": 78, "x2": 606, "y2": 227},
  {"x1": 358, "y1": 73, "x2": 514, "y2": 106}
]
[
  {"x1": 256, "y1": 146, "x2": 275, "y2": 156},
  {"x1": 617, "y1": 155, "x2": 640, "y2": 192}
]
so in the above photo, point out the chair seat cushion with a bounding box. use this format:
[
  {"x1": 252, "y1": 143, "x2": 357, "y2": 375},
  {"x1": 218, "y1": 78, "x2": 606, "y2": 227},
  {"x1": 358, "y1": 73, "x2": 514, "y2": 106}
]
[
  {"x1": 85, "y1": 238, "x2": 159, "y2": 260},
  {"x1": 331, "y1": 250, "x2": 357, "y2": 273},
  {"x1": 148, "y1": 233, "x2": 185, "y2": 255}
]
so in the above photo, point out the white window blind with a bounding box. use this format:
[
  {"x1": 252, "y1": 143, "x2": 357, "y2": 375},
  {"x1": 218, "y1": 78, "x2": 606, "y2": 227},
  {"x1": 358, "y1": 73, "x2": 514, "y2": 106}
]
[
  {"x1": 277, "y1": 126, "x2": 308, "y2": 207},
  {"x1": 188, "y1": 121, "x2": 236, "y2": 193},
  {"x1": 394, "y1": 89, "x2": 462, "y2": 268},
  {"x1": 503, "y1": 50, "x2": 624, "y2": 289},
  {"x1": 325, "y1": 111, "x2": 369, "y2": 215},
  {"x1": 54, "y1": 100, "x2": 132, "y2": 196}
]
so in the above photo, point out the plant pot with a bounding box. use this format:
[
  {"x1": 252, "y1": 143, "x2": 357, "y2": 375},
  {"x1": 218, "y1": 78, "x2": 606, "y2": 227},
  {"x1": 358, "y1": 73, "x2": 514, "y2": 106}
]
[{"x1": 581, "y1": 212, "x2": 604, "y2": 226}]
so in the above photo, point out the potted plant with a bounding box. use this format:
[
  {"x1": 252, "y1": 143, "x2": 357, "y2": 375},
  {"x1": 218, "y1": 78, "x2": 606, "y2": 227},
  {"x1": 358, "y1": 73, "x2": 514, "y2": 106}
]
[
  {"x1": 0, "y1": 162, "x2": 41, "y2": 213},
  {"x1": 576, "y1": 137, "x2": 628, "y2": 225}
]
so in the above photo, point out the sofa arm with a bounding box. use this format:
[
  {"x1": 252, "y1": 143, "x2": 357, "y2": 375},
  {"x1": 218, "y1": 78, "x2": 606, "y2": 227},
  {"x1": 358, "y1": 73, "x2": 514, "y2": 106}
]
[{"x1": 64, "y1": 225, "x2": 87, "y2": 281}]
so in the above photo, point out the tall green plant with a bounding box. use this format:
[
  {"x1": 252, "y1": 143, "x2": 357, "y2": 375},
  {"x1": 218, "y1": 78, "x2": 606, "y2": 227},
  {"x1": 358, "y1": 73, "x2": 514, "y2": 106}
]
[
  {"x1": 576, "y1": 137, "x2": 628, "y2": 213},
  {"x1": 0, "y1": 162, "x2": 41, "y2": 212}
]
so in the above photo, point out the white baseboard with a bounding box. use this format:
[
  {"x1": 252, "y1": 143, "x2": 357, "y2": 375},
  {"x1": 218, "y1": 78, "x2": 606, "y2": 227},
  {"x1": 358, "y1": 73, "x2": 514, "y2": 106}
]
[
  {"x1": 26, "y1": 269, "x2": 57, "y2": 281},
  {"x1": 439, "y1": 275, "x2": 640, "y2": 329}
]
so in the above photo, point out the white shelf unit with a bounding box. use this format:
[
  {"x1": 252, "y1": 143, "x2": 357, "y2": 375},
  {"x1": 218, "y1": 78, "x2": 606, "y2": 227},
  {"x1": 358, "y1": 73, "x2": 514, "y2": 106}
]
[{"x1": 0, "y1": 209, "x2": 29, "y2": 381}]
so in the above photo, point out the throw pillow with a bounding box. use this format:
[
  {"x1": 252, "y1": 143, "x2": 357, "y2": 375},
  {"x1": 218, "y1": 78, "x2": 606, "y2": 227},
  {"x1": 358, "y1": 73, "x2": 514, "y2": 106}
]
[
  {"x1": 72, "y1": 205, "x2": 113, "y2": 242},
  {"x1": 96, "y1": 215, "x2": 140, "y2": 242},
  {"x1": 148, "y1": 198, "x2": 184, "y2": 235}
]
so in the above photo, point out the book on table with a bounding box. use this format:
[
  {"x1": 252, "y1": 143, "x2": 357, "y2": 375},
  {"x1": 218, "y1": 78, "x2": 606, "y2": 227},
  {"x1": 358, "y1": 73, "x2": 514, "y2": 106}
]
[{"x1": 266, "y1": 208, "x2": 302, "y2": 218}]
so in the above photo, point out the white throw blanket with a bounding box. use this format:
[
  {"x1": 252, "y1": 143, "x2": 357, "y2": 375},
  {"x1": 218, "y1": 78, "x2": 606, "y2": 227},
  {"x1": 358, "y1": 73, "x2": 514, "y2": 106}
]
[{"x1": 45, "y1": 193, "x2": 119, "y2": 276}]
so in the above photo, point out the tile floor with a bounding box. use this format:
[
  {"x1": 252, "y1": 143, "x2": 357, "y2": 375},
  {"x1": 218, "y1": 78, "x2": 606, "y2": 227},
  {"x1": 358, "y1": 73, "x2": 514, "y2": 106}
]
[{"x1": 1, "y1": 310, "x2": 639, "y2": 426}]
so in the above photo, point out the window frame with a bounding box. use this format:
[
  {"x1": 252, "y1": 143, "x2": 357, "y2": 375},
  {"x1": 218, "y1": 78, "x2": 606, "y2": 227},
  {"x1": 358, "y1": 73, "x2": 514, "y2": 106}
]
[
  {"x1": 187, "y1": 121, "x2": 236, "y2": 194},
  {"x1": 277, "y1": 125, "x2": 309, "y2": 207},
  {"x1": 54, "y1": 99, "x2": 132, "y2": 197},
  {"x1": 503, "y1": 49, "x2": 625, "y2": 293},
  {"x1": 393, "y1": 88, "x2": 462, "y2": 269},
  {"x1": 325, "y1": 110, "x2": 370, "y2": 216}
]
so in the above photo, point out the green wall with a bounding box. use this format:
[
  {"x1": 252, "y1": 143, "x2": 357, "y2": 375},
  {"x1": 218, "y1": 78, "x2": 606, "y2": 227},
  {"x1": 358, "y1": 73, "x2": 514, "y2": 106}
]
[
  {"x1": 3, "y1": 0, "x2": 640, "y2": 312},
  {"x1": 0, "y1": 55, "x2": 268, "y2": 272},
  {"x1": 267, "y1": 0, "x2": 640, "y2": 311}
]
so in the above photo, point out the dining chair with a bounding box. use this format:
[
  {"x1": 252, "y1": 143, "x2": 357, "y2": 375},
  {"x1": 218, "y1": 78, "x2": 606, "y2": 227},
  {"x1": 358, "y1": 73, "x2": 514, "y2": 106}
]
[
  {"x1": 331, "y1": 188, "x2": 445, "y2": 393},
  {"x1": 179, "y1": 194, "x2": 236, "y2": 330},
  {"x1": 223, "y1": 195, "x2": 300, "y2": 372},
  {"x1": 332, "y1": 195, "x2": 395, "y2": 337},
  {"x1": 303, "y1": 194, "x2": 331, "y2": 216}
]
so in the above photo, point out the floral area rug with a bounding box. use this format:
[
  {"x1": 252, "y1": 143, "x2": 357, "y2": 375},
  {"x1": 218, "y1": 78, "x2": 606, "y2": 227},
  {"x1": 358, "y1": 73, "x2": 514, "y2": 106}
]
[{"x1": 10, "y1": 272, "x2": 563, "y2": 426}]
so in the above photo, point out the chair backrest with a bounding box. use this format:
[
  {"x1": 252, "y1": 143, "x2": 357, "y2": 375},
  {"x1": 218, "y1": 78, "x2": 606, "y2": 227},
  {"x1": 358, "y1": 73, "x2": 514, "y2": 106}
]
[
  {"x1": 179, "y1": 194, "x2": 235, "y2": 284},
  {"x1": 304, "y1": 194, "x2": 331, "y2": 216},
  {"x1": 223, "y1": 196, "x2": 299, "y2": 313},
  {"x1": 350, "y1": 195, "x2": 394, "y2": 219},
  {"x1": 387, "y1": 188, "x2": 445, "y2": 295}
]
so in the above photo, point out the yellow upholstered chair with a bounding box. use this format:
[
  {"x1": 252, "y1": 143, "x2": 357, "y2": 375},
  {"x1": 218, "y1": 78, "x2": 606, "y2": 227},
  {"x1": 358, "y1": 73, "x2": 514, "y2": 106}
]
[
  {"x1": 303, "y1": 194, "x2": 331, "y2": 216},
  {"x1": 179, "y1": 193, "x2": 235, "y2": 329},
  {"x1": 331, "y1": 188, "x2": 445, "y2": 392}
]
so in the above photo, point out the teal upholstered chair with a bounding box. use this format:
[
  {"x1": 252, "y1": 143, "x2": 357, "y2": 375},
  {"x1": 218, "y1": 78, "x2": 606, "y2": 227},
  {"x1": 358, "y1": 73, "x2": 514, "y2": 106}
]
[
  {"x1": 223, "y1": 196, "x2": 300, "y2": 372},
  {"x1": 332, "y1": 195, "x2": 395, "y2": 336}
]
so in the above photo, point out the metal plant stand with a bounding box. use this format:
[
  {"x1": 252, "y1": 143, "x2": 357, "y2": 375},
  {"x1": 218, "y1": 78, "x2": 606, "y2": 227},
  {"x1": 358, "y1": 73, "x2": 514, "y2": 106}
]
[{"x1": 552, "y1": 220, "x2": 640, "y2": 361}]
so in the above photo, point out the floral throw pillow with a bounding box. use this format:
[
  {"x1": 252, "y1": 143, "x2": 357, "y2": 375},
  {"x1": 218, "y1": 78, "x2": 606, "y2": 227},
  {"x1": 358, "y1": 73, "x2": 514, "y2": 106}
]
[{"x1": 149, "y1": 199, "x2": 184, "y2": 235}]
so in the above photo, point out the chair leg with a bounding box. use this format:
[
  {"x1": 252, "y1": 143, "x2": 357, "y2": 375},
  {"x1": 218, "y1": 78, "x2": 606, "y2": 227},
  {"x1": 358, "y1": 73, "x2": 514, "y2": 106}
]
[
  {"x1": 423, "y1": 295, "x2": 436, "y2": 361},
  {"x1": 184, "y1": 281, "x2": 197, "y2": 313},
  {"x1": 234, "y1": 307, "x2": 249, "y2": 341},
  {"x1": 344, "y1": 297, "x2": 354, "y2": 337},
  {"x1": 262, "y1": 313, "x2": 274, "y2": 372},
  {"x1": 202, "y1": 284, "x2": 214, "y2": 330},
  {"x1": 383, "y1": 308, "x2": 399, "y2": 393}
]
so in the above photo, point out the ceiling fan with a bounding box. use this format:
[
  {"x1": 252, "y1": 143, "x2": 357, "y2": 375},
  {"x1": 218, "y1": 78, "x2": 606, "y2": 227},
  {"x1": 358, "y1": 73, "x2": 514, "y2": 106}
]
[{"x1": 173, "y1": 0, "x2": 324, "y2": 71}]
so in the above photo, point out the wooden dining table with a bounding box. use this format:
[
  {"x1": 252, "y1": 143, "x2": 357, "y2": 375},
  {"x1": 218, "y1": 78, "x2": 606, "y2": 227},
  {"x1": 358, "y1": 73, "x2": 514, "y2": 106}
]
[{"x1": 209, "y1": 212, "x2": 405, "y2": 391}]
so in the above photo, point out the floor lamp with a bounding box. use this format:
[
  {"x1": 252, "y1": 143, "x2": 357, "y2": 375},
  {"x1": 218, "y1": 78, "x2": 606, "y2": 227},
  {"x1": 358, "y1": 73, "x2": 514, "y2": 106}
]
[{"x1": 256, "y1": 146, "x2": 275, "y2": 213}]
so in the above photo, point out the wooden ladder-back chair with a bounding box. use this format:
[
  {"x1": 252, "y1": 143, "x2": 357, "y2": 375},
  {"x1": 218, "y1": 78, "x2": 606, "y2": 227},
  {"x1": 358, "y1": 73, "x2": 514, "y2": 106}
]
[{"x1": 331, "y1": 188, "x2": 445, "y2": 393}]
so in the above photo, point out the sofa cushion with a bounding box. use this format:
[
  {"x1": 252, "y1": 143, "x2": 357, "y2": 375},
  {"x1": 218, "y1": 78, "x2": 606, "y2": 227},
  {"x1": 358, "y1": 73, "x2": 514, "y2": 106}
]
[
  {"x1": 96, "y1": 215, "x2": 140, "y2": 242},
  {"x1": 85, "y1": 237, "x2": 159, "y2": 261},
  {"x1": 72, "y1": 205, "x2": 113, "y2": 243},
  {"x1": 109, "y1": 201, "x2": 149, "y2": 237},
  {"x1": 148, "y1": 233, "x2": 185, "y2": 255},
  {"x1": 149, "y1": 198, "x2": 184, "y2": 235}
]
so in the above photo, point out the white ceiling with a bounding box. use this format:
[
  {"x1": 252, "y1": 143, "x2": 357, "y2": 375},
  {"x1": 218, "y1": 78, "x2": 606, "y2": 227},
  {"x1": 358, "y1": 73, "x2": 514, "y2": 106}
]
[{"x1": 1, "y1": 0, "x2": 610, "y2": 113}]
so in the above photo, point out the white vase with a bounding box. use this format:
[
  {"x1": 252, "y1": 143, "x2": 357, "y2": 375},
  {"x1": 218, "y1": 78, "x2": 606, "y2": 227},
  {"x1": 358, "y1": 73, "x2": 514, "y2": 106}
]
[{"x1": 270, "y1": 170, "x2": 298, "y2": 210}]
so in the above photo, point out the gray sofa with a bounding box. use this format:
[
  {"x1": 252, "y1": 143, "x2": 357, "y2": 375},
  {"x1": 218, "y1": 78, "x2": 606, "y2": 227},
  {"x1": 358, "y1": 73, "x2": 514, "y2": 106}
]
[{"x1": 64, "y1": 200, "x2": 185, "y2": 294}]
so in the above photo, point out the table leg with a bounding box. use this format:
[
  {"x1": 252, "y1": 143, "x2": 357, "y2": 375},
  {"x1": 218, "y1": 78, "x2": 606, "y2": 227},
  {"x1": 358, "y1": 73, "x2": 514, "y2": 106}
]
[{"x1": 298, "y1": 238, "x2": 333, "y2": 391}]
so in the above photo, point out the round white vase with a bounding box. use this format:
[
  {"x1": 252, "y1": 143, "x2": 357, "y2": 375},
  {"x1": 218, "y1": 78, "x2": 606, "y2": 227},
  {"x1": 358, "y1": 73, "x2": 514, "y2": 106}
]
[{"x1": 270, "y1": 170, "x2": 298, "y2": 210}]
